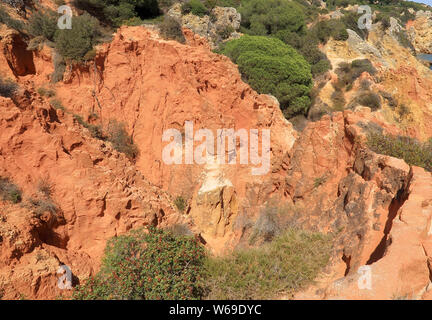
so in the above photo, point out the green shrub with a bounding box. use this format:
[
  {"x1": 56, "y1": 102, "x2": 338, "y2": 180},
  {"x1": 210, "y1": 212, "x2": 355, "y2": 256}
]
[
  {"x1": 0, "y1": 177, "x2": 22, "y2": 204},
  {"x1": 331, "y1": 88, "x2": 346, "y2": 111},
  {"x1": 275, "y1": 27, "x2": 331, "y2": 77},
  {"x1": 103, "y1": 2, "x2": 136, "y2": 27},
  {"x1": 106, "y1": 120, "x2": 139, "y2": 160},
  {"x1": 159, "y1": 16, "x2": 185, "y2": 44},
  {"x1": 221, "y1": 35, "x2": 312, "y2": 118},
  {"x1": 27, "y1": 10, "x2": 58, "y2": 42},
  {"x1": 74, "y1": 0, "x2": 161, "y2": 26},
  {"x1": 367, "y1": 132, "x2": 432, "y2": 172},
  {"x1": 0, "y1": 77, "x2": 18, "y2": 98},
  {"x1": 356, "y1": 91, "x2": 381, "y2": 111},
  {"x1": 310, "y1": 19, "x2": 348, "y2": 44},
  {"x1": 239, "y1": 0, "x2": 306, "y2": 36},
  {"x1": 336, "y1": 59, "x2": 376, "y2": 88},
  {"x1": 73, "y1": 227, "x2": 206, "y2": 300},
  {"x1": 54, "y1": 13, "x2": 101, "y2": 61},
  {"x1": 174, "y1": 196, "x2": 186, "y2": 212},
  {"x1": 311, "y1": 59, "x2": 332, "y2": 77},
  {"x1": 205, "y1": 228, "x2": 332, "y2": 299},
  {"x1": 375, "y1": 13, "x2": 391, "y2": 30},
  {"x1": 181, "y1": 0, "x2": 208, "y2": 17}
]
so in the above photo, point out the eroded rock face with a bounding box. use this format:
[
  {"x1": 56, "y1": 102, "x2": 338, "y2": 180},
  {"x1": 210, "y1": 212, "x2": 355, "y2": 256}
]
[
  {"x1": 408, "y1": 10, "x2": 432, "y2": 54},
  {"x1": 0, "y1": 94, "x2": 182, "y2": 299},
  {"x1": 1, "y1": 13, "x2": 432, "y2": 299}
]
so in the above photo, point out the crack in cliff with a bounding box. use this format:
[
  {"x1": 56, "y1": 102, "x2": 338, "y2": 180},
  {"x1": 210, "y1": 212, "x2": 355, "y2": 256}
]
[{"x1": 366, "y1": 168, "x2": 413, "y2": 265}]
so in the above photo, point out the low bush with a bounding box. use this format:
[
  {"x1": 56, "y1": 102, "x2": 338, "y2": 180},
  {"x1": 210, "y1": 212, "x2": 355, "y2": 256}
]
[
  {"x1": 159, "y1": 16, "x2": 185, "y2": 44},
  {"x1": 181, "y1": 0, "x2": 208, "y2": 17},
  {"x1": 174, "y1": 196, "x2": 186, "y2": 212},
  {"x1": 37, "y1": 178, "x2": 53, "y2": 198},
  {"x1": 336, "y1": 59, "x2": 376, "y2": 88},
  {"x1": 73, "y1": 227, "x2": 206, "y2": 300},
  {"x1": 0, "y1": 177, "x2": 22, "y2": 204},
  {"x1": 54, "y1": 13, "x2": 101, "y2": 61},
  {"x1": 73, "y1": 114, "x2": 105, "y2": 140},
  {"x1": 0, "y1": 77, "x2": 18, "y2": 98},
  {"x1": 37, "y1": 87, "x2": 56, "y2": 98},
  {"x1": 355, "y1": 91, "x2": 381, "y2": 111},
  {"x1": 367, "y1": 132, "x2": 432, "y2": 172},
  {"x1": 275, "y1": 29, "x2": 331, "y2": 77},
  {"x1": 27, "y1": 197, "x2": 59, "y2": 216},
  {"x1": 106, "y1": 120, "x2": 139, "y2": 160},
  {"x1": 205, "y1": 228, "x2": 332, "y2": 299},
  {"x1": 331, "y1": 88, "x2": 346, "y2": 111},
  {"x1": 0, "y1": 6, "x2": 24, "y2": 31},
  {"x1": 49, "y1": 98, "x2": 65, "y2": 111}
]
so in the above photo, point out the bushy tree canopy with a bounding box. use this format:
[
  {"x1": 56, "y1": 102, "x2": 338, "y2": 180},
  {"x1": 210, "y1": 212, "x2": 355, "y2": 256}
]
[
  {"x1": 239, "y1": 0, "x2": 306, "y2": 36},
  {"x1": 54, "y1": 13, "x2": 101, "y2": 61},
  {"x1": 221, "y1": 35, "x2": 312, "y2": 118},
  {"x1": 74, "y1": 0, "x2": 161, "y2": 26}
]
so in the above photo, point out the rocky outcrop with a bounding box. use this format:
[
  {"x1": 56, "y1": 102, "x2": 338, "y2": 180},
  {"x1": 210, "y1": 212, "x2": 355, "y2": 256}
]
[
  {"x1": 167, "y1": 3, "x2": 241, "y2": 49},
  {"x1": 0, "y1": 93, "x2": 183, "y2": 298},
  {"x1": 1, "y1": 4, "x2": 432, "y2": 299},
  {"x1": 407, "y1": 10, "x2": 432, "y2": 54}
]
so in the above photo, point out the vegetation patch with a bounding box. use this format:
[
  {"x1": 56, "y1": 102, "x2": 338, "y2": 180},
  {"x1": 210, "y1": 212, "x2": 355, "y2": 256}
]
[
  {"x1": 367, "y1": 132, "x2": 432, "y2": 172},
  {"x1": 73, "y1": 227, "x2": 207, "y2": 300},
  {"x1": 0, "y1": 177, "x2": 22, "y2": 204},
  {"x1": 181, "y1": 0, "x2": 208, "y2": 17},
  {"x1": 220, "y1": 35, "x2": 312, "y2": 119},
  {"x1": 205, "y1": 228, "x2": 332, "y2": 299},
  {"x1": 174, "y1": 196, "x2": 187, "y2": 212},
  {"x1": 159, "y1": 15, "x2": 185, "y2": 43}
]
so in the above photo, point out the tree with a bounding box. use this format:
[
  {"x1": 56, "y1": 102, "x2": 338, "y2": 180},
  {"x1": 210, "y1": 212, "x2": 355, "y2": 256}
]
[
  {"x1": 54, "y1": 13, "x2": 101, "y2": 61},
  {"x1": 239, "y1": 0, "x2": 306, "y2": 36},
  {"x1": 221, "y1": 35, "x2": 312, "y2": 118}
]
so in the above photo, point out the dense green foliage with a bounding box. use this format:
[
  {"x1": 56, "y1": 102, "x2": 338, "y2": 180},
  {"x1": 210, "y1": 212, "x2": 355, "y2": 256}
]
[
  {"x1": 54, "y1": 13, "x2": 101, "y2": 61},
  {"x1": 73, "y1": 227, "x2": 207, "y2": 300},
  {"x1": 181, "y1": 0, "x2": 209, "y2": 17},
  {"x1": 239, "y1": 0, "x2": 306, "y2": 36},
  {"x1": 73, "y1": 0, "x2": 163, "y2": 26},
  {"x1": 27, "y1": 9, "x2": 58, "y2": 42},
  {"x1": 221, "y1": 35, "x2": 312, "y2": 118},
  {"x1": 367, "y1": 132, "x2": 432, "y2": 172},
  {"x1": 205, "y1": 228, "x2": 332, "y2": 299}
]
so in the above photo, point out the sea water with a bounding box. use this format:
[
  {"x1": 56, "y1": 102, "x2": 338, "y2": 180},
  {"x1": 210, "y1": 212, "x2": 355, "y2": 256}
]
[{"x1": 418, "y1": 54, "x2": 432, "y2": 70}]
